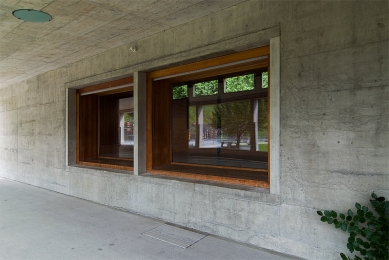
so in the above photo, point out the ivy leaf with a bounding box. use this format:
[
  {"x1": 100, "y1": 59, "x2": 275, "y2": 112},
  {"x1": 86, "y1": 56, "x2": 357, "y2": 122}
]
[
  {"x1": 371, "y1": 193, "x2": 377, "y2": 199},
  {"x1": 362, "y1": 242, "x2": 370, "y2": 249},
  {"x1": 355, "y1": 203, "x2": 362, "y2": 210},
  {"x1": 340, "y1": 213, "x2": 345, "y2": 220},
  {"x1": 317, "y1": 211, "x2": 323, "y2": 216},
  {"x1": 335, "y1": 222, "x2": 341, "y2": 229},
  {"x1": 324, "y1": 210, "x2": 331, "y2": 217},
  {"x1": 340, "y1": 253, "x2": 348, "y2": 260},
  {"x1": 347, "y1": 242, "x2": 354, "y2": 253},
  {"x1": 362, "y1": 206, "x2": 368, "y2": 213},
  {"x1": 367, "y1": 250, "x2": 375, "y2": 258},
  {"x1": 359, "y1": 217, "x2": 366, "y2": 223},
  {"x1": 348, "y1": 226, "x2": 359, "y2": 233},
  {"x1": 357, "y1": 209, "x2": 365, "y2": 217},
  {"x1": 346, "y1": 216, "x2": 352, "y2": 221},
  {"x1": 348, "y1": 209, "x2": 354, "y2": 217},
  {"x1": 365, "y1": 211, "x2": 373, "y2": 218},
  {"x1": 370, "y1": 200, "x2": 379, "y2": 208},
  {"x1": 376, "y1": 197, "x2": 385, "y2": 202},
  {"x1": 320, "y1": 216, "x2": 328, "y2": 222},
  {"x1": 341, "y1": 222, "x2": 348, "y2": 231},
  {"x1": 330, "y1": 211, "x2": 337, "y2": 218},
  {"x1": 327, "y1": 218, "x2": 333, "y2": 224}
]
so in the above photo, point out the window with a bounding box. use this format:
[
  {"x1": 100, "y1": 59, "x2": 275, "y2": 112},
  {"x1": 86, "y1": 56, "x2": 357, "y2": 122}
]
[
  {"x1": 76, "y1": 77, "x2": 134, "y2": 170},
  {"x1": 147, "y1": 46, "x2": 271, "y2": 187}
]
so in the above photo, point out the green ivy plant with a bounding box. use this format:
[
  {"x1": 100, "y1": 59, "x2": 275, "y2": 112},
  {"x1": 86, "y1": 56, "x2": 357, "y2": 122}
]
[{"x1": 317, "y1": 193, "x2": 389, "y2": 260}]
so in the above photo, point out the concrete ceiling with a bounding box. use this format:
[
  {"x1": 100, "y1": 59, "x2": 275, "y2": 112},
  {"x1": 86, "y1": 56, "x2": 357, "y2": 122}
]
[{"x1": 0, "y1": 0, "x2": 249, "y2": 89}]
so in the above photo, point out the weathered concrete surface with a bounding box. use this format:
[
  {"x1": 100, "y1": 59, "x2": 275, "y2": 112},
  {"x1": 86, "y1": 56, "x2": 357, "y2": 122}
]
[
  {"x1": 0, "y1": 1, "x2": 388, "y2": 259},
  {"x1": 0, "y1": 178, "x2": 297, "y2": 260}
]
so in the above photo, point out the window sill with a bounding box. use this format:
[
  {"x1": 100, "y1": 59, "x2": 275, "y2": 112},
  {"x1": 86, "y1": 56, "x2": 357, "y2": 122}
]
[
  {"x1": 76, "y1": 158, "x2": 133, "y2": 171},
  {"x1": 68, "y1": 164, "x2": 134, "y2": 175},
  {"x1": 148, "y1": 163, "x2": 269, "y2": 189}
]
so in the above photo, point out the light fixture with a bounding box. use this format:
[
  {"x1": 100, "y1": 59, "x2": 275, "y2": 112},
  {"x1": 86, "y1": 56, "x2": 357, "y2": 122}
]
[
  {"x1": 13, "y1": 9, "x2": 52, "y2": 23},
  {"x1": 130, "y1": 46, "x2": 137, "y2": 52}
]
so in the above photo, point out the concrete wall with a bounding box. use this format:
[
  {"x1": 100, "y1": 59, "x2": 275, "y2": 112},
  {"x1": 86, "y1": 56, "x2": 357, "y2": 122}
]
[{"x1": 0, "y1": 1, "x2": 388, "y2": 259}]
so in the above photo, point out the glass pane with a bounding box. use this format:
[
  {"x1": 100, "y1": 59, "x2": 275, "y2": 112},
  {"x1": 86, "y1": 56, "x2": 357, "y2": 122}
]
[
  {"x1": 256, "y1": 98, "x2": 268, "y2": 151},
  {"x1": 200, "y1": 104, "x2": 219, "y2": 148},
  {"x1": 122, "y1": 112, "x2": 134, "y2": 145},
  {"x1": 194, "y1": 80, "x2": 218, "y2": 96},
  {"x1": 99, "y1": 96, "x2": 134, "y2": 159},
  {"x1": 216, "y1": 100, "x2": 251, "y2": 150},
  {"x1": 262, "y1": 72, "x2": 268, "y2": 88},
  {"x1": 225, "y1": 74, "x2": 254, "y2": 93},
  {"x1": 188, "y1": 105, "x2": 196, "y2": 147},
  {"x1": 172, "y1": 85, "x2": 187, "y2": 99},
  {"x1": 171, "y1": 71, "x2": 268, "y2": 171}
]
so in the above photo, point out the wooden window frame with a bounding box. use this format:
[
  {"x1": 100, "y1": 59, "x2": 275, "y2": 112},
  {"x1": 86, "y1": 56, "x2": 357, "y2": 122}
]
[
  {"x1": 76, "y1": 77, "x2": 134, "y2": 171},
  {"x1": 146, "y1": 46, "x2": 271, "y2": 188}
]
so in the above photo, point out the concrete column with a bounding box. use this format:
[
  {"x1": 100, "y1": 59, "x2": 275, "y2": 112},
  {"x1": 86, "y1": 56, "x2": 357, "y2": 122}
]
[
  {"x1": 269, "y1": 36, "x2": 280, "y2": 195},
  {"x1": 134, "y1": 72, "x2": 147, "y2": 175},
  {"x1": 66, "y1": 88, "x2": 77, "y2": 166}
]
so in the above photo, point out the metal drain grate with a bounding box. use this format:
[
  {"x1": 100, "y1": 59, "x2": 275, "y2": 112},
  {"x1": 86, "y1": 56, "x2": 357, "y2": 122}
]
[{"x1": 143, "y1": 224, "x2": 207, "y2": 248}]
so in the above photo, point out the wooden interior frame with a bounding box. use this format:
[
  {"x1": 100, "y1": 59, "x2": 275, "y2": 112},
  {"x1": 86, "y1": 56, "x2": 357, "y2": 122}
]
[
  {"x1": 76, "y1": 77, "x2": 134, "y2": 171},
  {"x1": 146, "y1": 46, "x2": 271, "y2": 188}
]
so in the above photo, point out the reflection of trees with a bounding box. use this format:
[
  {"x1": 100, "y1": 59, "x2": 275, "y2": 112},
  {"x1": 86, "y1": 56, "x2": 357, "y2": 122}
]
[
  {"x1": 225, "y1": 74, "x2": 254, "y2": 92},
  {"x1": 173, "y1": 72, "x2": 269, "y2": 145},
  {"x1": 194, "y1": 80, "x2": 218, "y2": 96},
  {"x1": 211, "y1": 100, "x2": 251, "y2": 148},
  {"x1": 172, "y1": 85, "x2": 187, "y2": 99}
]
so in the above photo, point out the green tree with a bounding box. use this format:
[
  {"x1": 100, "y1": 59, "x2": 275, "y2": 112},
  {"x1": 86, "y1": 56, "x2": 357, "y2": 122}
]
[
  {"x1": 225, "y1": 74, "x2": 254, "y2": 92},
  {"x1": 211, "y1": 100, "x2": 251, "y2": 148},
  {"x1": 124, "y1": 112, "x2": 134, "y2": 123},
  {"x1": 172, "y1": 85, "x2": 188, "y2": 99},
  {"x1": 194, "y1": 80, "x2": 218, "y2": 96}
]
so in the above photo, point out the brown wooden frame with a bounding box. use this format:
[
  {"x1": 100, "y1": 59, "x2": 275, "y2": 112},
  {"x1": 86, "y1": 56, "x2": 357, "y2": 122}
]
[
  {"x1": 146, "y1": 46, "x2": 270, "y2": 188},
  {"x1": 76, "y1": 77, "x2": 134, "y2": 171}
]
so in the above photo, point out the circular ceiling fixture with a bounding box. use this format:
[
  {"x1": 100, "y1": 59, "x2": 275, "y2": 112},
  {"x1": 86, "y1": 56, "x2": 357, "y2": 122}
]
[{"x1": 12, "y1": 9, "x2": 52, "y2": 23}]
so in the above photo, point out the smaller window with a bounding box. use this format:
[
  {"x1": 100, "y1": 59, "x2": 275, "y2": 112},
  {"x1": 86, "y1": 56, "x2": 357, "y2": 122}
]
[
  {"x1": 194, "y1": 80, "x2": 218, "y2": 96},
  {"x1": 76, "y1": 77, "x2": 134, "y2": 170}
]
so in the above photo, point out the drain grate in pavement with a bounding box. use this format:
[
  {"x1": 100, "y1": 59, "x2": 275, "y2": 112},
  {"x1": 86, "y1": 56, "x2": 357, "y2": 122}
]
[{"x1": 143, "y1": 224, "x2": 207, "y2": 248}]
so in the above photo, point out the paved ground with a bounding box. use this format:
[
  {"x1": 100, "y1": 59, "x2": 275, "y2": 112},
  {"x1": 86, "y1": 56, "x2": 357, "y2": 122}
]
[{"x1": 0, "y1": 178, "x2": 298, "y2": 260}]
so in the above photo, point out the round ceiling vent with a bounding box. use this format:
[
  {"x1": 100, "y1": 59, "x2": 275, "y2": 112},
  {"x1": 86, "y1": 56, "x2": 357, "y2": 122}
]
[{"x1": 12, "y1": 9, "x2": 52, "y2": 23}]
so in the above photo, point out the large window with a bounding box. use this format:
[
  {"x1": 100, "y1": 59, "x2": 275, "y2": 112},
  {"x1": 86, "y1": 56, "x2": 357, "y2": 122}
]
[
  {"x1": 76, "y1": 77, "x2": 134, "y2": 170},
  {"x1": 147, "y1": 46, "x2": 270, "y2": 187},
  {"x1": 172, "y1": 71, "x2": 268, "y2": 170}
]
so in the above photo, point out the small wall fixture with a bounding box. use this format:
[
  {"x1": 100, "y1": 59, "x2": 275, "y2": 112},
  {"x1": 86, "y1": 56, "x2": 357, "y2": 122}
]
[
  {"x1": 130, "y1": 46, "x2": 137, "y2": 52},
  {"x1": 13, "y1": 9, "x2": 52, "y2": 23}
]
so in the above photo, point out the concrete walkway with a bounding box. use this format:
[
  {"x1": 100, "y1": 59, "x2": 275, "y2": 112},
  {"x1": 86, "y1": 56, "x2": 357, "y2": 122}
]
[{"x1": 0, "y1": 178, "x2": 298, "y2": 260}]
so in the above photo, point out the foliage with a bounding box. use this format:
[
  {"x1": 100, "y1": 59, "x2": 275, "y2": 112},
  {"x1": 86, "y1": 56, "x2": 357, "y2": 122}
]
[
  {"x1": 194, "y1": 80, "x2": 218, "y2": 96},
  {"x1": 225, "y1": 74, "x2": 254, "y2": 92},
  {"x1": 262, "y1": 72, "x2": 268, "y2": 88},
  {"x1": 172, "y1": 73, "x2": 269, "y2": 145},
  {"x1": 124, "y1": 112, "x2": 134, "y2": 123},
  {"x1": 317, "y1": 193, "x2": 389, "y2": 260},
  {"x1": 172, "y1": 85, "x2": 188, "y2": 99}
]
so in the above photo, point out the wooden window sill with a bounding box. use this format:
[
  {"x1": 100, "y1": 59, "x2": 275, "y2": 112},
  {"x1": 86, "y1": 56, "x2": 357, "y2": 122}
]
[{"x1": 149, "y1": 163, "x2": 269, "y2": 188}]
